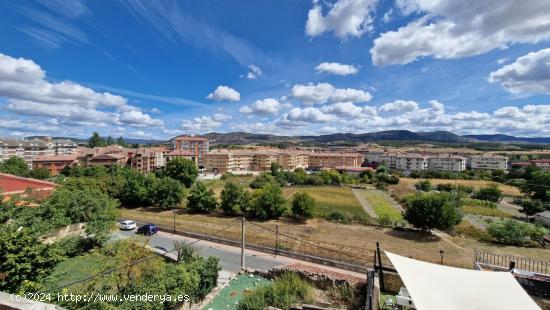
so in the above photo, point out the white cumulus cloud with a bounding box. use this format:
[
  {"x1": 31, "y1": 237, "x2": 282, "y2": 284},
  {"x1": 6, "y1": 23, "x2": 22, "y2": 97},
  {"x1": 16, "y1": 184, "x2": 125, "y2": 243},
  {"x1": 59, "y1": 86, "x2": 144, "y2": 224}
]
[
  {"x1": 206, "y1": 85, "x2": 240, "y2": 101},
  {"x1": 315, "y1": 62, "x2": 358, "y2": 75},
  {"x1": 290, "y1": 82, "x2": 372, "y2": 104},
  {"x1": 239, "y1": 98, "x2": 281, "y2": 115}
]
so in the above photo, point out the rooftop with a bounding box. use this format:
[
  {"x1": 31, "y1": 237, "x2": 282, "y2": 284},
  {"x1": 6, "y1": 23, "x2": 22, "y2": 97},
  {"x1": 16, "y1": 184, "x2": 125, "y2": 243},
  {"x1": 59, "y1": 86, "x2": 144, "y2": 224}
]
[{"x1": 0, "y1": 173, "x2": 57, "y2": 196}]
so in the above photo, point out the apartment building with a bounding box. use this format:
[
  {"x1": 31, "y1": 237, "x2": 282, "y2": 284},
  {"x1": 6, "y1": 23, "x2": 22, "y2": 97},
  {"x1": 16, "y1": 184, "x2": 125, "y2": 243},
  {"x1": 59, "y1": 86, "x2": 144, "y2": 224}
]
[
  {"x1": 205, "y1": 150, "x2": 253, "y2": 173},
  {"x1": 87, "y1": 153, "x2": 128, "y2": 167},
  {"x1": 364, "y1": 152, "x2": 384, "y2": 164},
  {"x1": 379, "y1": 153, "x2": 401, "y2": 170},
  {"x1": 428, "y1": 154, "x2": 467, "y2": 172},
  {"x1": 165, "y1": 150, "x2": 196, "y2": 164},
  {"x1": 0, "y1": 138, "x2": 54, "y2": 167},
  {"x1": 468, "y1": 154, "x2": 508, "y2": 170},
  {"x1": 395, "y1": 154, "x2": 429, "y2": 172},
  {"x1": 171, "y1": 135, "x2": 209, "y2": 167},
  {"x1": 307, "y1": 152, "x2": 364, "y2": 169},
  {"x1": 277, "y1": 152, "x2": 309, "y2": 171},
  {"x1": 130, "y1": 147, "x2": 166, "y2": 173},
  {"x1": 251, "y1": 152, "x2": 279, "y2": 171},
  {"x1": 530, "y1": 159, "x2": 550, "y2": 171},
  {"x1": 32, "y1": 154, "x2": 80, "y2": 175},
  {"x1": 53, "y1": 139, "x2": 79, "y2": 155}
]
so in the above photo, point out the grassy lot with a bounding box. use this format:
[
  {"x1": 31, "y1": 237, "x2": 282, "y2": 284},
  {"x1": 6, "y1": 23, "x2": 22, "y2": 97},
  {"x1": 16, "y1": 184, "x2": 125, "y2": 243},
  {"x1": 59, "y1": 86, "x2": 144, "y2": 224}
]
[
  {"x1": 202, "y1": 175, "x2": 256, "y2": 196},
  {"x1": 361, "y1": 190, "x2": 403, "y2": 222},
  {"x1": 462, "y1": 205, "x2": 512, "y2": 218},
  {"x1": 389, "y1": 177, "x2": 522, "y2": 201},
  {"x1": 282, "y1": 186, "x2": 367, "y2": 218},
  {"x1": 40, "y1": 253, "x2": 107, "y2": 291},
  {"x1": 119, "y1": 208, "x2": 550, "y2": 269}
]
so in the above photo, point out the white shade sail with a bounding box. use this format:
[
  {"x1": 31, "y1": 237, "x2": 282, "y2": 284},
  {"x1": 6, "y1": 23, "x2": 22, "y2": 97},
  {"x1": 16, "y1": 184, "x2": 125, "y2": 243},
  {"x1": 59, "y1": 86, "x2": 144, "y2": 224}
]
[{"x1": 385, "y1": 252, "x2": 540, "y2": 310}]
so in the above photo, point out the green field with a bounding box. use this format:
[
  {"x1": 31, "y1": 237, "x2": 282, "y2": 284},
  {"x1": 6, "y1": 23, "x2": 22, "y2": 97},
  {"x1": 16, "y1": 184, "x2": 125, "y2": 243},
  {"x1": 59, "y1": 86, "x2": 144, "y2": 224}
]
[
  {"x1": 462, "y1": 205, "x2": 512, "y2": 218},
  {"x1": 362, "y1": 190, "x2": 403, "y2": 222},
  {"x1": 40, "y1": 253, "x2": 107, "y2": 291},
  {"x1": 282, "y1": 186, "x2": 367, "y2": 218}
]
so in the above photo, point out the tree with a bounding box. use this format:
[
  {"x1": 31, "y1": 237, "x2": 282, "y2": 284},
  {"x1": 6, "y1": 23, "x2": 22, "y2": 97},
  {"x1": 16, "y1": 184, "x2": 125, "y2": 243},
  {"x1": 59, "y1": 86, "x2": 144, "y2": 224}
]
[
  {"x1": 153, "y1": 177, "x2": 184, "y2": 208},
  {"x1": 519, "y1": 199, "x2": 546, "y2": 218},
  {"x1": 88, "y1": 132, "x2": 106, "y2": 148},
  {"x1": 250, "y1": 173, "x2": 278, "y2": 189},
  {"x1": 0, "y1": 224, "x2": 62, "y2": 293},
  {"x1": 116, "y1": 136, "x2": 128, "y2": 147},
  {"x1": 29, "y1": 167, "x2": 51, "y2": 180},
  {"x1": 521, "y1": 171, "x2": 550, "y2": 202},
  {"x1": 487, "y1": 220, "x2": 547, "y2": 246},
  {"x1": 165, "y1": 158, "x2": 198, "y2": 188},
  {"x1": 220, "y1": 182, "x2": 251, "y2": 215},
  {"x1": 106, "y1": 136, "x2": 115, "y2": 146},
  {"x1": 474, "y1": 184, "x2": 503, "y2": 202},
  {"x1": 404, "y1": 193, "x2": 462, "y2": 231},
  {"x1": 247, "y1": 184, "x2": 286, "y2": 219},
  {"x1": 415, "y1": 180, "x2": 432, "y2": 191},
  {"x1": 187, "y1": 181, "x2": 217, "y2": 213},
  {"x1": 119, "y1": 170, "x2": 153, "y2": 206},
  {"x1": 0, "y1": 156, "x2": 29, "y2": 177},
  {"x1": 291, "y1": 192, "x2": 315, "y2": 222}
]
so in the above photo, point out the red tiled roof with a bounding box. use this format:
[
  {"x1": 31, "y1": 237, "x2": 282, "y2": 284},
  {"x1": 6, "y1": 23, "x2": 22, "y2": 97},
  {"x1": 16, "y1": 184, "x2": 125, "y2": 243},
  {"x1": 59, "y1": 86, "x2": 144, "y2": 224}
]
[
  {"x1": 33, "y1": 154, "x2": 79, "y2": 162},
  {"x1": 166, "y1": 150, "x2": 195, "y2": 156},
  {"x1": 0, "y1": 173, "x2": 56, "y2": 196},
  {"x1": 531, "y1": 159, "x2": 550, "y2": 163}
]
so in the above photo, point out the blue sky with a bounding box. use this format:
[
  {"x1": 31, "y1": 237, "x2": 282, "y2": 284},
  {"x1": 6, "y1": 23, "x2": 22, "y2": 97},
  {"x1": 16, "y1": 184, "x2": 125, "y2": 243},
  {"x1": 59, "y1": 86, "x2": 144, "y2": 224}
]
[{"x1": 1, "y1": 0, "x2": 550, "y2": 139}]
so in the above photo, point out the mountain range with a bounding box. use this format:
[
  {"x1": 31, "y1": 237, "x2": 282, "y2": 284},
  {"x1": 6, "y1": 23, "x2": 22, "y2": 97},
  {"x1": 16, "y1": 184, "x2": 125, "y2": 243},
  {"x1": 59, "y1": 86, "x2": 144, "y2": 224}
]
[{"x1": 25, "y1": 131, "x2": 550, "y2": 145}]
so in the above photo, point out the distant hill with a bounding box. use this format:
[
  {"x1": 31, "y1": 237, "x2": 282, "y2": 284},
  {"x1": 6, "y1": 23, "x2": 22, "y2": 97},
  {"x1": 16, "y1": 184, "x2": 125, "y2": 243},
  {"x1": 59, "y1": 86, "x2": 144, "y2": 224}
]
[
  {"x1": 463, "y1": 134, "x2": 550, "y2": 144},
  {"x1": 25, "y1": 136, "x2": 166, "y2": 145}
]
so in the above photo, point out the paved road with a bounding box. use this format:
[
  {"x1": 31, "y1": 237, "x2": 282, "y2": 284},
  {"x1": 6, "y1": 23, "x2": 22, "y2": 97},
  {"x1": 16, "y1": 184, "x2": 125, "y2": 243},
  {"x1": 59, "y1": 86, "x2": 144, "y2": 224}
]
[{"x1": 114, "y1": 229, "x2": 284, "y2": 273}]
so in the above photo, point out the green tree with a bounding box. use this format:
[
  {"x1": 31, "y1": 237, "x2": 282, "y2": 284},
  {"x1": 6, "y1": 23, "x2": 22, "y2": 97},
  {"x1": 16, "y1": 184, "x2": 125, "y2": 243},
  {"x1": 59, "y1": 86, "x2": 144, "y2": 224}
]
[
  {"x1": 165, "y1": 158, "x2": 198, "y2": 188},
  {"x1": 0, "y1": 156, "x2": 29, "y2": 177},
  {"x1": 474, "y1": 184, "x2": 503, "y2": 202},
  {"x1": 105, "y1": 136, "x2": 115, "y2": 146},
  {"x1": 521, "y1": 171, "x2": 550, "y2": 202},
  {"x1": 187, "y1": 181, "x2": 217, "y2": 213},
  {"x1": 291, "y1": 192, "x2": 315, "y2": 222},
  {"x1": 119, "y1": 170, "x2": 152, "y2": 206},
  {"x1": 415, "y1": 180, "x2": 432, "y2": 191},
  {"x1": 0, "y1": 224, "x2": 62, "y2": 293},
  {"x1": 220, "y1": 182, "x2": 251, "y2": 215},
  {"x1": 247, "y1": 184, "x2": 286, "y2": 219},
  {"x1": 87, "y1": 132, "x2": 106, "y2": 148},
  {"x1": 29, "y1": 167, "x2": 51, "y2": 180},
  {"x1": 116, "y1": 136, "x2": 128, "y2": 147},
  {"x1": 404, "y1": 192, "x2": 462, "y2": 231},
  {"x1": 250, "y1": 173, "x2": 278, "y2": 189},
  {"x1": 519, "y1": 199, "x2": 546, "y2": 218},
  {"x1": 153, "y1": 177, "x2": 184, "y2": 208},
  {"x1": 487, "y1": 220, "x2": 547, "y2": 246}
]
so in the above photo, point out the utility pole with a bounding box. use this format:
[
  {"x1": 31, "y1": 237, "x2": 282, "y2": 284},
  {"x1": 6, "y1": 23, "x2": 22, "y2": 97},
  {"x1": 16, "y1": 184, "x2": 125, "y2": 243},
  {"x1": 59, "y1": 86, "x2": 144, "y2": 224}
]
[
  {"x1": 275, "y1": 225, "x2": 279, "y2": 257},
  {"x1": 241, "y1": 217, "x2": 246, "y2": 271},
  {"x1": 173, "y1": 209, "x2": 177, "y2": 233}
]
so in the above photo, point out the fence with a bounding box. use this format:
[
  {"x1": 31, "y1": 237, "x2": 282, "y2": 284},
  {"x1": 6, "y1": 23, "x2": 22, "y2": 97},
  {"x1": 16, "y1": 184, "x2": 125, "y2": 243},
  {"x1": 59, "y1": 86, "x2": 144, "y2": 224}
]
[{"x1": 474, "y1": 249, "x2": 549, "y2": 275}]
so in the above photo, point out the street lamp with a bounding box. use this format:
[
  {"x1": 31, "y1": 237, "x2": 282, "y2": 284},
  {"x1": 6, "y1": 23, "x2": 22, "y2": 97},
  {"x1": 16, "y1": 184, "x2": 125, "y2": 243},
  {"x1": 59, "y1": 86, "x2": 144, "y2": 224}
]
[{"x1": 439, "y1": 249, "x2": 445, "y2": 265}]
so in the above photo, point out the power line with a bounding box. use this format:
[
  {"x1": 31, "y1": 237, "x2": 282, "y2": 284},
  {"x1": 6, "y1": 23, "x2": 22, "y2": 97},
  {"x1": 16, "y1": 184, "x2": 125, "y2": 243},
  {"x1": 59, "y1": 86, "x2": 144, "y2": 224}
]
[{"x1": 39, "y1": 219, "x2": 241, "y2": 294}]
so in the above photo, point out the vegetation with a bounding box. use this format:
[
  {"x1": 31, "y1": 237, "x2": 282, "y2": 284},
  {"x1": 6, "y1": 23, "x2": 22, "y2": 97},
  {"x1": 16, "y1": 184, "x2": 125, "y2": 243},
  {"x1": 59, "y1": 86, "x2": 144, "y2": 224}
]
[
  {"x1": 415, "y1": 180, "x2": 432, "y2": 191},
  {"x1": 87, "y1": 132, "x2": 127, "y2": 148},
  {"x1": 404, "y1": 192, "x2": 462, "y2": 231},
  {"x1": 0, "y1": 156, "x2": 30, "y2": 177},
  {"x1": 362, "y1": 190, "x2": 403, "y2": 222},
  {"x1": 519, "y1": 199, "x2": 547, "y2": 218},
  {"x1": 291, "y1": 192, "x2": 315, "y2": 222},
  {"x1": 164, "y1": 157, "x2": 199, "y2": 187},
  {"x1": 246, "y1": 184, "x2": 287, "y2": 220},
  {"x1": 220, "y1": 182, "x2": 252, "y2": 215},
  {"x1": 473, "y1": 184, "x2": 503, "y2": 202},
  {"x1": 461, "y1": 205, "x2": 512, "y2": 218},
  {"x1": 238, "y1": 272, "x2": 313, "y2": 310},
  {"x1": 487, "y1": 220, "x2": 547, "y2": 246},
  {"x1": 187, "y1": 181, "x2": 218, "y2": 213},
  {"x1": 153, "y1": 176, "x2": 184, "y2": 208}
]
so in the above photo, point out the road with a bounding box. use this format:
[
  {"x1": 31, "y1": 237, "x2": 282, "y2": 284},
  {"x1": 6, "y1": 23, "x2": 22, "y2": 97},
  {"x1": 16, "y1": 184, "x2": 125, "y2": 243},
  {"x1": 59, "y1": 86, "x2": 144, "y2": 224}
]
[{"x1": 114, "y1": 229, "x2": 285, "y2": 273}]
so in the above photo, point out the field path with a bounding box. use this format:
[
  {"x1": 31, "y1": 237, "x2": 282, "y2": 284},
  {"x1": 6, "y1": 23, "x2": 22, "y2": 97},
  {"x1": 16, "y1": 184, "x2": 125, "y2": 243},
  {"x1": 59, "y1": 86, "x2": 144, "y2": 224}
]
[{"x1": 351, "y1": 188, "x2": 378, "y2": 219}]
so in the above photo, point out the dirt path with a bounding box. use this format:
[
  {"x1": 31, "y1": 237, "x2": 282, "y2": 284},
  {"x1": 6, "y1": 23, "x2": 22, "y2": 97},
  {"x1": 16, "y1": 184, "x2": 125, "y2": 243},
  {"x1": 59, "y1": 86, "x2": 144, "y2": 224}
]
[
  {"x1": 351, "y1": 188, "x2": 378, "y2": 219},
  {"x1": 498, "y1": 197, "x2": 522, "y2": 217}
]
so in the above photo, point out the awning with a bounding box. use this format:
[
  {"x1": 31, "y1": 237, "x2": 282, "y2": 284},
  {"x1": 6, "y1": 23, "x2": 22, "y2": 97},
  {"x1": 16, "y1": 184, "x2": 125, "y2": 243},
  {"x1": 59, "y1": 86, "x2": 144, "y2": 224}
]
[{"x1": 385, "y1": 252, "x2": 540, "y2": 310}]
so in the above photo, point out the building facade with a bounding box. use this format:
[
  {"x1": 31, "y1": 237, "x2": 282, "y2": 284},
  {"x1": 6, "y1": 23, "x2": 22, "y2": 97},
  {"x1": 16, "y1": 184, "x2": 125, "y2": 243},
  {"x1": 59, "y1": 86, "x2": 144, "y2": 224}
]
[
  {"x1": 427, "y1": 154, "x2": 467, "y2": 172},
  {"x1": 307, "y1": 152, "x2": 364, "y2": 169},
  {"x1": 130, "y1": 147, "x2": 166, "y2": 173},
  {"x1": 395, "y1": 154, "x2": 429, "y2": 172},
  {"x1": 171, "y1": 136, "x2": 209, "y2": 167},
  {"x1": 32, "y1": 154, "x2": 80, "y2": 175},
  {"x1": 468, "y1": 154, "x2": 508, "y2": 170}
]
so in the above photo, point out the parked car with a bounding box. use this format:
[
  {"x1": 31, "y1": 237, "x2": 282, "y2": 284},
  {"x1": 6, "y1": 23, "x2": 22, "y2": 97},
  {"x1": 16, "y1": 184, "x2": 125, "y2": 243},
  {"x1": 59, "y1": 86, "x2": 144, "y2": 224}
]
[
  {"x1": 137, "y1": 223, "x2": 158, "y2": 235},
  {"x1": 119, "y1": 220, "x2": 137, "y2": 230}
]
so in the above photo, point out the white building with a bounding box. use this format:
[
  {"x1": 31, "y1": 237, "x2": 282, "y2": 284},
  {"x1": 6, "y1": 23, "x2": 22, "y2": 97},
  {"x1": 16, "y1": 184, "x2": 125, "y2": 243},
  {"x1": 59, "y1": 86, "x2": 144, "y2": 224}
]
[
  {"x1": 468, "y1": 154, "x2": 508, "y2": 170},
  {"x1": 53, "y1": 139, "x2": 79, "y2": 155},
  {"x1": 395, "y1": 154, "x2": 429, "y2": 172},
  {"x1": 379, "y1": 153, "x2": 401, "y2": 169},
  {"x1": 0, "y1": 138, "x2": 55, "y2": 167},
  {"x1": 428, "y1": 154, "x2": 467, "y2": 172}
]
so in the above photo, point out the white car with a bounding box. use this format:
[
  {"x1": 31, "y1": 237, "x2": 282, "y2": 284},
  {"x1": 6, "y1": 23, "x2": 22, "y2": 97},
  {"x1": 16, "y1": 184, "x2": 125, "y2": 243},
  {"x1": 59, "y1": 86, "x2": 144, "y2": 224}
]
[{"x1": 119, "y1": 220, "x2": 137, "y2": 230}]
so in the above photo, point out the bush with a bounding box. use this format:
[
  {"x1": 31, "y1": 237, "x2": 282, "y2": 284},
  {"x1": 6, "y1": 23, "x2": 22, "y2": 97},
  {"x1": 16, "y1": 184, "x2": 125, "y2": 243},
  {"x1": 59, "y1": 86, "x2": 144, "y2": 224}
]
[
  {"x1": 187, "y1": 181, "x2": 217, "y2": 213},
  {"x1": 378, "y1": 214, "x2": 393, "y2": 227},
  {"x1": 246, "y1": 184, "x2": 286, "y2": 220},
  {"x1": 53, "y1": 236, "x2": 94, "y2": 258},
  {"x1": 473, "y1": 184, "x2": 503, "y2": 202},
  {"x1": 291, "y1": 192, "x2": 315, "y2": 222},
  {"x1": 404, "y1": 192, "x2": 462, "y2": 231},
  {"x1": 250, "y1": 173, "x2": 278, "y2": 189},
  {"x1": 415, "y1": 180, "x2": 432, "y2": 191},
  {"x1": 239, "y1": 272, "x2": 313, "y2": 310},
  {"x1": 487, "y1": 220, "x2": 547, "y2": 246},
  {"x1": 326, "y1": 211, "x2": 349, "y2": 224},
  {"x1": 436, "y1": 183, "x2": 455, "y2": 192}
]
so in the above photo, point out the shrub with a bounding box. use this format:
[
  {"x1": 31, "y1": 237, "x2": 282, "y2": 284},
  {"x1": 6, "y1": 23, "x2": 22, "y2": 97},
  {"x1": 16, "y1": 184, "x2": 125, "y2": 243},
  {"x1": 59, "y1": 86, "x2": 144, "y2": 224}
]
[
  {"x1": 487, "y1": 220, "x2": 547, "y2": 246},
  {"x1": 239, "y1": 272, "x2": 313, "y2": 310},
  {"x1": 246, "y1": 184, "x2": 286, "y2": 220},
  {"x1": 415, "y1": 180, "x2": 432, "y2": 191},
  {"x1": 250, "y1": 173, "x2": 278, "y2": 189},
  {"x1": 473, "y1": 184, "x2": 503, "y2": 202},
  {"x1": 326, "y1": 211, "x2": 349, "y2": 224},
  {"x1": 291, "y1": 192, "x2": 315, "y2": 222},
  {"x1": 378, "y1": 214, "x2": 393, "y2": 227},
  {"x1": 53, "y1": 236, "x2": 94, "y2": 258}
]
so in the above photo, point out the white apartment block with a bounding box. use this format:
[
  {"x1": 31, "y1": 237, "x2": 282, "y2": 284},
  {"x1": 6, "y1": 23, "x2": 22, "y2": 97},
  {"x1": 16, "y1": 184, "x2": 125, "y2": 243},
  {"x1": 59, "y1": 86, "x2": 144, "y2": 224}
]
[
  {"x1": 379, "y1": 153, "x2": 400, "y2": 170},
  {"x1": 395, "y1": 154, "x2": 429, "y2": 172},
  {"x1": 428, "y1": 154, "x2": 467, "y2": 172},
  {"x1": 468, "y1": 154, "x2": 508, "y2": 170},
  {"x1": 0, "y1": 138, "x2": 54, "y2": 167},
  {"x1": 53, "y1": 139, "x2": 79, "y2": 155}
]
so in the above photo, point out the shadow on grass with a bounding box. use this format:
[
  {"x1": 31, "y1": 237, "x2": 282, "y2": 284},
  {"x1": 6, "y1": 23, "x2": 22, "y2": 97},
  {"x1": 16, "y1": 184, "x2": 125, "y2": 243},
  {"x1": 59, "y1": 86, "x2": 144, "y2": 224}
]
[{"x1": 384, "y1": 228, "x2": 442, "y2": 242}]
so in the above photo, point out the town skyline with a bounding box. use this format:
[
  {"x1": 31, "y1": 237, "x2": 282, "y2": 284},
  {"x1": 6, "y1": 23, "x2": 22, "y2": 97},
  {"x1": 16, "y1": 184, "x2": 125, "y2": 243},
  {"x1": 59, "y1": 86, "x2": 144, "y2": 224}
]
[{"x1": 1, "y1": 0, "x2": 550, "y2": 139}]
